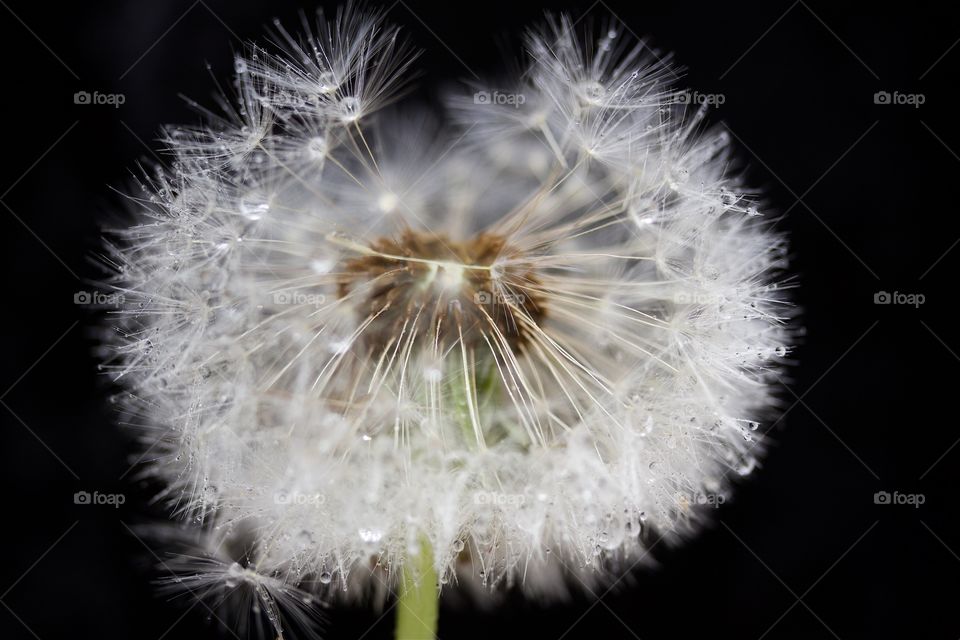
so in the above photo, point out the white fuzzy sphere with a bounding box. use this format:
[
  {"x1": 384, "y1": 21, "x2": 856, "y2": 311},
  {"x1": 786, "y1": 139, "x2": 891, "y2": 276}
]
[{"x1": 103, "y1": 5, "x2": 792, "y2": 622}]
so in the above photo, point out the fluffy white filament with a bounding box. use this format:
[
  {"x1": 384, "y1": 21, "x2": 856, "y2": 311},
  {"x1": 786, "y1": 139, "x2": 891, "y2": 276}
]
[{"x1": 101, "y1": 6, "x2": 792, "y2": 633}]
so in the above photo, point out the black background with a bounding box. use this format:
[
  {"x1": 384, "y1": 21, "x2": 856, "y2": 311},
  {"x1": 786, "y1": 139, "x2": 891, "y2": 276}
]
[{"x1": 0, "y1": 1, "x2": 956, "y2": 638}]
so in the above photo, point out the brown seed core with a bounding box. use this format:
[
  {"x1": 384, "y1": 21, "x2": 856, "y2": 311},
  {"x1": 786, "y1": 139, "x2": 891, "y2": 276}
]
[{"x1": 337, "y1": 230, "x2": 544, "y2": 350}]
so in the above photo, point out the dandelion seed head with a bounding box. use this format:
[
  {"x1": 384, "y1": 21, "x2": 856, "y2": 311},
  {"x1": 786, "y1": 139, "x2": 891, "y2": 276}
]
[{"x1": 101, "y1": 4, "x2": 796, "y2": 627}]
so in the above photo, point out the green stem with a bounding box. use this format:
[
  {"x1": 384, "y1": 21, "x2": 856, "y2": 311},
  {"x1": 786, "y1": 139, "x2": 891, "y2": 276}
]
[{"x1": 395, "y1": 538, "x2": 439, "y2": 640}]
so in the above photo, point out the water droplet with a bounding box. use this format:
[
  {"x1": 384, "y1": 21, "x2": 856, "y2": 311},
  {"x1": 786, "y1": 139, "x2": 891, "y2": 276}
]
[
  {"x1": 317, "y1": 70, "x2": 338, "y2": 94},
  {"x1": 358, "y1": 527, "x2": 383, "y2": 544},
  {"x1": 719, "y1": 187, "x2": 737, "y2": 208},
  {"x1": 310, "y1": 258, "x2": 333, "y2": 274},
  {"x1": 224, "y1": 562, "x2": 243, "y2": 588},
  {"x1": 305, "y1": 136, "x2": 328, "y2": 160},
  {"x1": 239, "y1": 192, "x2": 269, "y2": 220},
  {"x1": 641, "y1": 415, "x2": 654, "y2": 436},
  {"x1": 339, "y1": 96, "x2": 362, "y2": 122},
  {"x1": 580, "y1": 81, "x2": 606, "y2": 104}
]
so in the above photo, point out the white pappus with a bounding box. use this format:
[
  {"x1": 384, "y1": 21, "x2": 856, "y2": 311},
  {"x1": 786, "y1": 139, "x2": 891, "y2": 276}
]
[{"x1": 99, "y1": 5, "x2": 795, "y2": 637}]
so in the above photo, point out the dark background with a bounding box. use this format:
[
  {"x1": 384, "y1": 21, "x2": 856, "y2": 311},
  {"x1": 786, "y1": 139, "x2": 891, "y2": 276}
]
[{"x1": 0, "y1": 1, "x2": 955, "y2": 638}]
